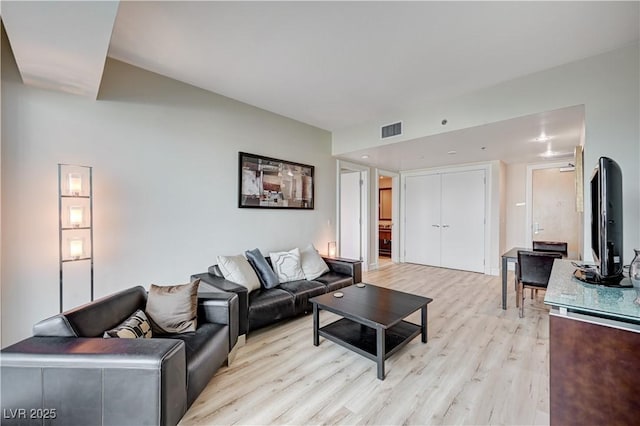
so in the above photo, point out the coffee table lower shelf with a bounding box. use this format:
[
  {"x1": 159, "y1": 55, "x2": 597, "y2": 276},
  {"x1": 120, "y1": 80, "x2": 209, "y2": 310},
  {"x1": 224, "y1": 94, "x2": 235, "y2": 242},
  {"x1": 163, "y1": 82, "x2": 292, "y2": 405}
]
[{"x1": 319, "y1": 318, "x2": 421, "y2": 363}]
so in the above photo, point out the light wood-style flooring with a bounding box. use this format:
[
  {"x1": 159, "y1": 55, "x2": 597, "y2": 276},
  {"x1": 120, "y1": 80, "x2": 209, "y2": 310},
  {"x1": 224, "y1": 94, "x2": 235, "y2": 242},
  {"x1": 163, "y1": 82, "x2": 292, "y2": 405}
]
[{"x1": 180, "y1": 263, "x2": 550, "y2": 425}]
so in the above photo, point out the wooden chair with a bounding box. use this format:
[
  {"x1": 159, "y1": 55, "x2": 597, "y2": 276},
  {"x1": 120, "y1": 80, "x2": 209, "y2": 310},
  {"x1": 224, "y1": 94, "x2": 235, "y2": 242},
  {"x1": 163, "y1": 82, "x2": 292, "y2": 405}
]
[{"x1": 516, "y1": 250, "x2": 562, "y2": 318}]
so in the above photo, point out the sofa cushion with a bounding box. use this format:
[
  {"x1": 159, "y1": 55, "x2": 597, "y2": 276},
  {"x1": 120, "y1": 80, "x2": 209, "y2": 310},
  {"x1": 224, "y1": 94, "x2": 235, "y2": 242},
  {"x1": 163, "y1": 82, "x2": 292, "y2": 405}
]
[
  {"x1": 269, "y1": 248, "x2": 305, "y2": 283},
  {"x1": 300, "y1": 244, "x2": 330, "y2": 280},
  {"x1": 313, "y1": 272, "x2": 354, "y2": 292},
  {"x1": 247, "y1": 289, "x2": 295, "y2": 331},
  {"x1": 103, "y1": 309, "x2": 152, "y2": 339},
  {"x1": 278, "y1": 279, "x2": 327, "y2": 313},
  {"x1": 162, "y1": 323, "x2": 228, "y2": 406},
  {"x1": 217, "y1": 255, "x2": 261, "y2": 292},
  {"x1": 146, "y1": 280, "x2": 199, "y2": 335},
  {"x1": 245, "y1": 248, "x2": 280, "y2": 289}
]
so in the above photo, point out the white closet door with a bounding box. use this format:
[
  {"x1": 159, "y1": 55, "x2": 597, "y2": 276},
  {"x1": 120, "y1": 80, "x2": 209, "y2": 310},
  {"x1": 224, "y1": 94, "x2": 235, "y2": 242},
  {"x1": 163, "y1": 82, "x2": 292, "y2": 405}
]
[
  {"x1": 404, "y1": 174, "x2": 441, "y2": 265},
  {"x1": 340, "y1": 171, "x2": 361, "y2": 260},
  {"x1": 440, "y1": 170, "x2": 485, "y2": 273}
]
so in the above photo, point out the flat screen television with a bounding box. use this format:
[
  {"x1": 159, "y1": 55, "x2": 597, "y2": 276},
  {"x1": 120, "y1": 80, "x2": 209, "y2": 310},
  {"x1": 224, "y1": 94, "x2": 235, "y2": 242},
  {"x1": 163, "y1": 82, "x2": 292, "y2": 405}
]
[{"x1": 588, "y1": 156, "x2": 624, "y2": 285}]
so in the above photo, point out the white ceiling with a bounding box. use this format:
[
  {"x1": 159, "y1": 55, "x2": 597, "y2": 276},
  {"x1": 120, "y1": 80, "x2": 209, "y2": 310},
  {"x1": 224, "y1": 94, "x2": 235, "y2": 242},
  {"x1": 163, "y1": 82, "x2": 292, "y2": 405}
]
[
  {"x1": 108, "y1": 1, "x2": 639, "y2": 131},
  {"x1": 2, "y1": 1, "x2": 638, "y2": 170},
  {"x1": 338, "y1": 104, "x2": 585, "y2": 170},
  {"x1": 1, "y1": 1, "x2": 118, "y2": 98}
]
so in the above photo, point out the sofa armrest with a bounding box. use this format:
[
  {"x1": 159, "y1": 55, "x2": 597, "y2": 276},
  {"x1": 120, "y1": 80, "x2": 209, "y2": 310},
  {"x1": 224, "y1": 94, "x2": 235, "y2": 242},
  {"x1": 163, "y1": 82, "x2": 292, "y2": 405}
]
[
  {"x1": 198, "y1": 292, "x2": 239, "y2": 352},
  {"x1": 1, "y1": 337, "x2": 187, "y2": 426},
  {"x1": 323, "y1": 257, "x2": 362, "y2": 283},
  {"x1": 192, "y1": 272, "x2": 248, "y2": 335}
]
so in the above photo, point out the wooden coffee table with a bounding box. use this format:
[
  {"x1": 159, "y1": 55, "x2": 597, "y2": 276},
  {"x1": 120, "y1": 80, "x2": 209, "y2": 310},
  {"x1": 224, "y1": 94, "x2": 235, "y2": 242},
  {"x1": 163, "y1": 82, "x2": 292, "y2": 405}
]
[{"x1": 310, "y1": 284, "x2": 433, "y2": 380}]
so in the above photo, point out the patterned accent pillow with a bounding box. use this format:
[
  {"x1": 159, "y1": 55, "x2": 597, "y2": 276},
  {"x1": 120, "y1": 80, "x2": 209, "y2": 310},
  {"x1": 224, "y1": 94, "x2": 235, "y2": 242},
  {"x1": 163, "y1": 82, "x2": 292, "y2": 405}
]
[
  {"x1": 300, "y1": 244, "x2": 330, "y2": 280},
  {"x1": 269, "y1": 248, "x2": 306, "y2": 283},
  {"x1": 104, "y1": 309, "x2": 152, "y2": 339}
]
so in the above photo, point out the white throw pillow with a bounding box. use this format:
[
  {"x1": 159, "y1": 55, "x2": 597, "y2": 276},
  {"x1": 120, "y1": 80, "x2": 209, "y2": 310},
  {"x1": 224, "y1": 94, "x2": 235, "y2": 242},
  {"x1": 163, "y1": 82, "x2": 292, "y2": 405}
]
[
  {"x1": 300, "y1": 244, "x2": 330, "y2": 281},
  {"x1": 269, "y1": 248, "x2": 306, "y2": 283},
  {"x1": 217, "y1": 255, "x2": 261, "y2": 292}
]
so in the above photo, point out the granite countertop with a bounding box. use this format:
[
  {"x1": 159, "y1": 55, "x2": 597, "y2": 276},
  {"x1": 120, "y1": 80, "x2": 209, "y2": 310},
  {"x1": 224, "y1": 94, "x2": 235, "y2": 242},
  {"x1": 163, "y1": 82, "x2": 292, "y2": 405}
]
[{"x1": 544, "y1": 259, "x2": 640, "y2": 322}]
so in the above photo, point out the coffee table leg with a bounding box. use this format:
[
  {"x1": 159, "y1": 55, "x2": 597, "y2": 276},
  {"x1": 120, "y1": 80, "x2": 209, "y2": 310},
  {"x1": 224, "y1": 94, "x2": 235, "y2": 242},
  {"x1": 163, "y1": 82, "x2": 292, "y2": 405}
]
[
  {"x1": 313, "y1": 303, "x2": 319, "y2": 346},
  {"x1": 376, "y1": 327, "x2": 385, "y2": 380},
  {"x1": 421, "y1": 305, "x2": 427, "y2": 343}
]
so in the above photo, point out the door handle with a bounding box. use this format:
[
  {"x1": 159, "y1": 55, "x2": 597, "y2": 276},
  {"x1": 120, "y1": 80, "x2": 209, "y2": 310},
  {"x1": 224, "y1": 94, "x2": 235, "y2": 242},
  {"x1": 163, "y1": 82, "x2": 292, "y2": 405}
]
[
  {"x1": 442, "y1": 224, "x2": 450, "y2": 228},
  {"x1": 533, "y1": 223, "x2": 544, "y2": 234},
  {"x1": 432, "y1": 224, "x2": 440, "y2": 227}
]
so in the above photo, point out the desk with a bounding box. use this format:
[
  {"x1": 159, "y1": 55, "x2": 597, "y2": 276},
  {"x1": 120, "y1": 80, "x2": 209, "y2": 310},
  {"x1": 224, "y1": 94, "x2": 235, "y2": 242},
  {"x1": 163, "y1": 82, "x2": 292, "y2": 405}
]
[
  {"x1": 500, "y1": 247, "x2": 527, "y2": 309},
  {"x1": 544, "y1": 260, "x2": 639, "y2": 425}
]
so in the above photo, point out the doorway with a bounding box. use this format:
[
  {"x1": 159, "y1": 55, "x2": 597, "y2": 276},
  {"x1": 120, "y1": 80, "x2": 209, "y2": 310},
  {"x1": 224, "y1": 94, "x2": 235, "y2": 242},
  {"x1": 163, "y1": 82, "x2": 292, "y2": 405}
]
[
  {"x1": 378, "y1": 175, "x2": 393, "y2": 267},
  {"x1": 526, "y1": 163, "x2": 580, "y2": 259},
  {"x1": 337, "y1": 162, "x2": 368, "y2": 266}
]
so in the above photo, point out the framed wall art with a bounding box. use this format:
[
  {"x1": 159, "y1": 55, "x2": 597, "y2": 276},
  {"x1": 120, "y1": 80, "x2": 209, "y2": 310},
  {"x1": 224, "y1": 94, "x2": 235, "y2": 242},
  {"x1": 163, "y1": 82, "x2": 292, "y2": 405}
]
[{"x1": 238, "y1": 152, "x2": 314, "y2": 209}]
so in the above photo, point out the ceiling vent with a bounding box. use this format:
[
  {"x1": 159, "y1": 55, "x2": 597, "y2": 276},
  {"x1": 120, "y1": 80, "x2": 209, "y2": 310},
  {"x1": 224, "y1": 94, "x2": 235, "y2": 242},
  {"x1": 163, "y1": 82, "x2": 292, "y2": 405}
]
[{"x1": 381, "y1": 121, "x2": 402, "y2": 139}]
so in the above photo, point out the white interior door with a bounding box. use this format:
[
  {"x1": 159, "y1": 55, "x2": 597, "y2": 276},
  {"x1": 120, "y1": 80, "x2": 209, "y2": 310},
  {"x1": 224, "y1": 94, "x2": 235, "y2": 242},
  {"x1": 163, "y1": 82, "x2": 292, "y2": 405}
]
[
  {"x1": 340, "y1": 171, "x2": 361, "y2": 260},
  {"x1": 404, "y1": 174, "x2": 441, "y2": 265},
  {"x1": 440, "y1": 170, "x2": 486, "y2": 273}
]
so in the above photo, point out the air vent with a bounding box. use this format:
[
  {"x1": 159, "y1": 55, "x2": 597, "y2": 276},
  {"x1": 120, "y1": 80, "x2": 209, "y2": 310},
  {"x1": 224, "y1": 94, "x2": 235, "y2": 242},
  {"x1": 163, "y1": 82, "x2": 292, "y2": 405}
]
[{"x1": 381, "y1": 121, "x2": 402, "y2": 139}]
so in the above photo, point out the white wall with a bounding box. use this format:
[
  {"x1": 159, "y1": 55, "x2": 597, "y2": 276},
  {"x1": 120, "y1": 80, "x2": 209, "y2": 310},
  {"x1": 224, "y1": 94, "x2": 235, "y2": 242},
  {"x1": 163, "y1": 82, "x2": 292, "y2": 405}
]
[
  {"x1": 505, "y1": 163, "x2": 528, "y2": 250},
  {"x1": 333, "y1": 43, "x2": 640, "y2": 263},
  {"x1": 499, "y1": 161, "x2": 507, "y2": 261},
  {"x1": 1, "y1": 35, "x2": 335, "y2": 346}
]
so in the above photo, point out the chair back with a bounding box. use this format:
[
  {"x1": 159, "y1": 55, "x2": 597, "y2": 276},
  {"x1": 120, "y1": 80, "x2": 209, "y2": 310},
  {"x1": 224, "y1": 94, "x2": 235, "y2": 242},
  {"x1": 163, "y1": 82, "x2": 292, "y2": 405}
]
[
  {"x1": 532, "y1": 240, "x2": 568, "y2": 256},
  {"x1": 517, "y1": 250, "x2": 562, "y2": 287}
]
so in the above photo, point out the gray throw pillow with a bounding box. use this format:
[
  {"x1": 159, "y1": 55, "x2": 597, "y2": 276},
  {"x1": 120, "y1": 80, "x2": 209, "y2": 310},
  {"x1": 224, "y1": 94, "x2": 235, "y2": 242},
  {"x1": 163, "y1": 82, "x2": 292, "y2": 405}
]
[
  {"x1": 145, "y1": 279, "x2": 199, "y2": 334},
  {"x1": 245, "y1": 248, "x2": 280, "y2": 289}
]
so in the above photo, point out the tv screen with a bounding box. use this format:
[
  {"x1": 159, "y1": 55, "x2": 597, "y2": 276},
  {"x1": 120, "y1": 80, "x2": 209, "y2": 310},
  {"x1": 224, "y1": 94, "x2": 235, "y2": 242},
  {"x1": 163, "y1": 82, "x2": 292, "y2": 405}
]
[{"x1": 590, "y1": 156, "x2": 623, "y2": 284}]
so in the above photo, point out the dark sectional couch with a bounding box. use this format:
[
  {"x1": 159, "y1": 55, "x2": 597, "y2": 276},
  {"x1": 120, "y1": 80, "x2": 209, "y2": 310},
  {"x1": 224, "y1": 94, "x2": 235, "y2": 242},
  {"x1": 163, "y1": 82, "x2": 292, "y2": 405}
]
[
  {"x1": 192, "y1": 256, "x2": 362, "y2": 335},
  {"x1": 0, "y1": 286, "x2": 239, "y2": 426}
]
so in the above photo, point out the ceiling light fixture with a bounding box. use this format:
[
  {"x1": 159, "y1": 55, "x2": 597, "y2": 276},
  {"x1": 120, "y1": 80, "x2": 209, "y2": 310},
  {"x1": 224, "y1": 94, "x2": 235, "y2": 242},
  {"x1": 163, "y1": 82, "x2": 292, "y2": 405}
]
[
  {"x1": 534, "y1": 133, "x2": 552, "y2": 142},
  {"x1": 447, "y1": 150, "x2": 457, "y2": 155},
  {"x1": 361, "y1": 155, "x2": 369, "y2": 159}
]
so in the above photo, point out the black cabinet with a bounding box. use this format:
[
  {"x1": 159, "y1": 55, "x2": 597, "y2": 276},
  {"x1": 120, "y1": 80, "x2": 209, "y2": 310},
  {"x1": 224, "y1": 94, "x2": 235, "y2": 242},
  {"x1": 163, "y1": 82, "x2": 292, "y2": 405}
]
[{"x1": 379, "y1": 228, "x2": 391, "y2": 257}]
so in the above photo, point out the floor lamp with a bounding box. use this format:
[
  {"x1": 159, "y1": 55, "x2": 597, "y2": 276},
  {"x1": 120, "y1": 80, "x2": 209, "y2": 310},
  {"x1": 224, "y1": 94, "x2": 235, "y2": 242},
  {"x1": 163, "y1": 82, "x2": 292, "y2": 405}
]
[{"x1": 58, "y1": 164, "x2": 93, "y2": 313}]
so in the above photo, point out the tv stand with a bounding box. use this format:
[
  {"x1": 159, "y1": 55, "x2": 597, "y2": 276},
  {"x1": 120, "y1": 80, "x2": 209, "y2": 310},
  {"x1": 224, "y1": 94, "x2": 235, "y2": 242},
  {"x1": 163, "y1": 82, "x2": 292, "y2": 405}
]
[{"x1": 545, "y1": 260, "x2": 640, "y2": 425}]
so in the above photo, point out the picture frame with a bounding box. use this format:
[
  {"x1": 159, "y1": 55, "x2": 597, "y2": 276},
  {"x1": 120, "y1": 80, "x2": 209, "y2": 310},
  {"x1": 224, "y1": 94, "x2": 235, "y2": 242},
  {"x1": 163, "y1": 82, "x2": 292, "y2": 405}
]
[{"x1": 238, "y1": 152, "x2": 315, "y2": 209}]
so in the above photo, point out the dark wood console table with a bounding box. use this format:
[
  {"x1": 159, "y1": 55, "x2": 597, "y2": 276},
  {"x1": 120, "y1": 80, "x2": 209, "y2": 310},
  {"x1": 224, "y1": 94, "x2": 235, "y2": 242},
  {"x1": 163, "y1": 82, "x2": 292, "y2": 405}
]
[{"x1": 545, "y1": 260, "x2": 640, "y2": 425}]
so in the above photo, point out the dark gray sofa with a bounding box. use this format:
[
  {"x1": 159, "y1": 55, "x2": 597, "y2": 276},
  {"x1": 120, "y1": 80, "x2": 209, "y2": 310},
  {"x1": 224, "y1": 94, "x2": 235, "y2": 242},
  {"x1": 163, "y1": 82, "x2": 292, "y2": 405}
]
[
  {"x1": 192, "y1": 256, "x2": 361, "y2": 335},
  {"x1": 0, "y1": 285, "x2": 239, "y2": 426}
]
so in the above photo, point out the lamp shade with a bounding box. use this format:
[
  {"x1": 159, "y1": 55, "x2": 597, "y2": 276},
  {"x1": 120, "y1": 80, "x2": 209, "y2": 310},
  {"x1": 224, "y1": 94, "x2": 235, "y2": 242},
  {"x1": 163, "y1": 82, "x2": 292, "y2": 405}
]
[
  {"x1": 68, "y1": 173, "x2": 82, "y2": 195},
  {"x1": 69, "y1": 238, "x2": 84, "y2": 259},
  {"x1": 69, "y1": 206, "x2": 83, "y2": 227},
  {"x1": 328, "y1": 241, "x2": 337, "y2": 257}
]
